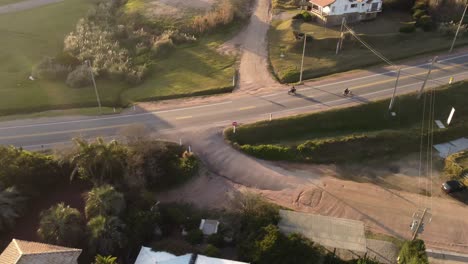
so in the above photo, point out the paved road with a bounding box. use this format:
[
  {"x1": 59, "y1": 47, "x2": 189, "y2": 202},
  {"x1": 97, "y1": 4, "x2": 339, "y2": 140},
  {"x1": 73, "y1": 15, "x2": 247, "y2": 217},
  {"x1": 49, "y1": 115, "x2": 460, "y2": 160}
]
[
  {"x1": 0, "y1": 52, "x2": 468, "y2": 149},
  {"x1": 0, "y1": 0, "x2": 63, "y2": 14}
]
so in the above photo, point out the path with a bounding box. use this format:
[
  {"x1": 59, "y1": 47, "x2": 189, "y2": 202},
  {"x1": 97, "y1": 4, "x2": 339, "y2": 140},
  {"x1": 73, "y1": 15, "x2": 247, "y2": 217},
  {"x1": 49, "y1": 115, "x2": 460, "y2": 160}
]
[
  {"x1": 157, "y1": 127, "x2": 468, "y2": 255},
  {"x1": 0, "y1": 0, "x2": 63, "y2": 14},
  {"x1": 235, "y1": 0, "x2": 282, "y2": 92}
]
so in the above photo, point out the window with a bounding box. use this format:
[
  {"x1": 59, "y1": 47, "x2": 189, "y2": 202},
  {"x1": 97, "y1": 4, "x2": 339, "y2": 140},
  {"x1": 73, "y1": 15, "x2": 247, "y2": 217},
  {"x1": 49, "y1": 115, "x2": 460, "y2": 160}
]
[
  {"x1": 351, "y1": 4, "x2": 357, "y2": 8},
  {"x1": 344, "y1": 4, "x2": 348, "y2": 11},
  {"x1": 331, "y1": 6, "x2": 335, "y2": 13},
  {"x1": 362, "y1": 3, "x2": 365, "y2": 6}
]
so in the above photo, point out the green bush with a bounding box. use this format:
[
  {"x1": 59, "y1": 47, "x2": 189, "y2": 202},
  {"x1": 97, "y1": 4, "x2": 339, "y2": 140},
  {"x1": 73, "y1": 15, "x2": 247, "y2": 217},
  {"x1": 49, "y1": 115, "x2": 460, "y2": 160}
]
[
  {"x1": 186, "y1": 229, "x2": 204, "y2": 245},
  {"x1": 399, "y1": 24, "x2": 416, "y2": 33},
  {"x1": 66, "y1": 65, "x2": 93, "y2": 88},
  {"x1": 32, "y1": 57, "x2": 71, "y2": 81},
  {"x1": 240, "y1": 144, "x2": 293, "y2": 160},
  {"x1": 398, "y1": 239, "x2": 428, "y2": 264},
  {"x1": 292, "y1": 13, "x2": 303, "y2": 19},
  {"x1": 203, "y1": 244, "x2": 221, "y2": 257},
  {"x1": 412, "y1": 9, "x2": 426, "y2": 20},
  {"x1": 444, "y1": 151, "x2": 468, "y2": 179},
  {"x1": 301, "y1": 11, "x2": 313, "y2": 22},
  {"x1": 418, "y1": 15, "x2": 434, "y2": 31},
  {"x1": 279, "y1": 68, "x2": 299, "y2": 83},
  {"x1": 207, "y1": 233, "x2": 224, "y2": 247},
  {"x1": 412, "y1": 1, "x2": 427, "y2": 12}
]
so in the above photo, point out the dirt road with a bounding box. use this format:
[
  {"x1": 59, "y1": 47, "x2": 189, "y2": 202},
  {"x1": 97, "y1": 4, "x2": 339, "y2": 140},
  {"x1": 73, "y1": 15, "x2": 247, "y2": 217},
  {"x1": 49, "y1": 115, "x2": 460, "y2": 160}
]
[
  {"x1": 157, "y1": 127, "x2": 468, "y2": 255},
  {"x1": 234, "y1": 0, "x2": 283, "y2": 92}
]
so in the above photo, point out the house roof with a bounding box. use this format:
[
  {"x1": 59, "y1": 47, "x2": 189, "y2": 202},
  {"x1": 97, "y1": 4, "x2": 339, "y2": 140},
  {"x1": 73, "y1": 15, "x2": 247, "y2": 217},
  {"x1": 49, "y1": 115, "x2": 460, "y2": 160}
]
[
  {"x1": 134, "y1": 248, "x2": 249, "y2": 264},
  {"x1": 309, "y1": 0, "x2": 336, "y2": 7},
  {"x1": 0, "y1": 239, "x2": 82, "y2": 264}
]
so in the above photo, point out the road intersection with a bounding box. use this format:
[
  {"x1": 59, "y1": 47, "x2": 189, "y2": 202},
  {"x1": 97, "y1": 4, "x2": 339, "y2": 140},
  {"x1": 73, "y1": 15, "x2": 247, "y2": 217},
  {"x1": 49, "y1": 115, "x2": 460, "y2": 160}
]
[{"x1": 0, "y1": 51, "x2": 467, "y2": 150}]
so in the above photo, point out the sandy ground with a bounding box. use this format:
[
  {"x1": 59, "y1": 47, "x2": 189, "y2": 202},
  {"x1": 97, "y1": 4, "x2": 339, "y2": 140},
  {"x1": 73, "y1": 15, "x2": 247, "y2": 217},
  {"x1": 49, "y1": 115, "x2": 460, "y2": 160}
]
[
  {"x1": 156, "y1": 127, "x2": 468, "y2": 255},
  {"x1": 0, "y1": 0, "x2": 62, "y2": 14}
]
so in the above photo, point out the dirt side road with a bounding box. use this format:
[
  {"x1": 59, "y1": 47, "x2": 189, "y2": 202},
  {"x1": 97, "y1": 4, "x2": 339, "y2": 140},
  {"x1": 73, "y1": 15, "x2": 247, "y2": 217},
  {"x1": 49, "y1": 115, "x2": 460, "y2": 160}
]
[{"x1": 157, "y1": 127, "x2": 468, "y2": 255}]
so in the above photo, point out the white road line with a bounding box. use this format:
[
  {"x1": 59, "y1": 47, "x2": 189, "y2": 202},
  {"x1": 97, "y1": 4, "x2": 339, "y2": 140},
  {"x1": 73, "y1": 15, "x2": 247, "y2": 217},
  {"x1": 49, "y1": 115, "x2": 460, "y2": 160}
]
[
  {"x1": 3, "y1": 53, "x2": 468, "y2": 131},
  {"x1": 0, "y1": 101, "x2": 233, "y2": 130}
]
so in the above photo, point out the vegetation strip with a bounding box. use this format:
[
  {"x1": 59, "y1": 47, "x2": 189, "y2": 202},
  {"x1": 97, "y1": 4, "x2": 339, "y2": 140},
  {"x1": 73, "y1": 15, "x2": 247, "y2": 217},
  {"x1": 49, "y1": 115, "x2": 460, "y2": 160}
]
[{"x1": 226, "y1": 81, "x2": 468, "y2": 163}]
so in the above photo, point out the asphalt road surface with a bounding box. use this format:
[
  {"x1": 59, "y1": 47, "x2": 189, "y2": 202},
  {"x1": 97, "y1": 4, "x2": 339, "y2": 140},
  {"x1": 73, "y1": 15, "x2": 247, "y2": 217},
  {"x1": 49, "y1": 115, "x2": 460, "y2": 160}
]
[{"x1": 1, "y1": 52, "x2": 468, "y2": 149}]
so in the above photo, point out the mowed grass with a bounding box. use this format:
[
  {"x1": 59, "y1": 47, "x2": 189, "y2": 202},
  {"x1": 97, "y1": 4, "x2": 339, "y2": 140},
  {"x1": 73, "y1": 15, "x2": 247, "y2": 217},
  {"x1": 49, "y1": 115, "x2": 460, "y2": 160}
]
[
  {"x1": 269, "y1": 11, "x2": 468, "y2": 83},
  {"x1": 0, "y1": 0, "x2": 130, "y2": 115},
  {"x1": 0, "y1": 0, "x2": 238, "y2": 116},
  {"x1": 122, "y1": 34, "x2": 237, "y2": 102},
  {"x1": 225, "y1": 81, "x2": 468, "y2": 163}
]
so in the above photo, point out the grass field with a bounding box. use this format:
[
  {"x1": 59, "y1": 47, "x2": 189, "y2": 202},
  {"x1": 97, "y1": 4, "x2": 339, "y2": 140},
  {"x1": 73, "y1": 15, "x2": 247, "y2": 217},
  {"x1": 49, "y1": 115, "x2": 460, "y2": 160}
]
[
  {"x1": 269, "y1": 11, "x2": 468, "y2": 83},
  {"x1": 225, "y1": 81, "x2": 468, "y2": 163},
  {"x1": 0, "y1": 0, "x2": 238, "y2": 116}
]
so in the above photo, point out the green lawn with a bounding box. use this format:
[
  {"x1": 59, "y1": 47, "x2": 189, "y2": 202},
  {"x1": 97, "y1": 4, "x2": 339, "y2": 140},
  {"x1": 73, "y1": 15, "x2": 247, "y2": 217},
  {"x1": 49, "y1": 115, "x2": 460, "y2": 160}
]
[
  {"x1": 269, "y1": 11, "x2": 468, "y2": 83},
  {"x1": 225, "y1": 81, "x2": 468, "y2": 163},
  {"x1": 0, "y1": 0, "x2": 25, "y2": 6},
  {"x1": 0, "y1": 0, "x2": 238, "y2": 116}
]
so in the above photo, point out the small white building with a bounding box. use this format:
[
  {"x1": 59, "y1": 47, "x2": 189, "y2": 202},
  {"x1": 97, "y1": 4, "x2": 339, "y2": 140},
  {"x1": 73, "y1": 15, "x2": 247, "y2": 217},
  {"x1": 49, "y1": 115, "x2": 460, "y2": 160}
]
[
  {"x1": 306, "y1": 0, "x2": 383, "y2": 25},
  {"x1": 199, "y1": 219, "x2": 220, "y2": 236}
]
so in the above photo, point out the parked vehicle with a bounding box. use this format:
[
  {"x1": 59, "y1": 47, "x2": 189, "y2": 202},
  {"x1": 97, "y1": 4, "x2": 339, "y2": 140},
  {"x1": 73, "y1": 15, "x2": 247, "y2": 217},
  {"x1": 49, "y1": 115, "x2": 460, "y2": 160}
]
[{"x1": 442, "y1": 180, "x2": 465, "y2": 194}]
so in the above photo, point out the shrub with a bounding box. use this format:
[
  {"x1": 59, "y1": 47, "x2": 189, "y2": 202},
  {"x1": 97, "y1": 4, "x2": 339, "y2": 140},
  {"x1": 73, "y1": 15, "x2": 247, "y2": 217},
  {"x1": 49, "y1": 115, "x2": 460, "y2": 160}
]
[
  {"x1": 151, "y1": 34, "x2": 175, "y2": 58},
  {"x1": 186, "y1": 229, "x2": 204, "y2": 245},
  {"x1": 398, "y1": 239, "x2": 429, "y2": 264},
  {"x1": 32, "y1": 57, "x2": 71, "y2": 81},
  {"x1": 412, "y1": 1, "x2": 427, "y2": 12},
  {"x1": 399, "y1": 24, "x2": 416, "y2": 33},
  {"x1": 419, "y1": 15, "x2": 434, "y2": 31},
  {"x1": 280, "y1": 68, "x2": 299, "y2": 83},
  {"x1": 301, "y1": 11, "x2": 313, "y2": 22},
  {"x1": 444, "y1": 151, "x2": 468, "y2": 179},
  {"x1": 292, "y1": 13, "x2": 303, "y2": 19},
  {"x1": 85, "y1": 185, "x2": 126, "y2": 219},
  {"x1": 439, "y1": 21, "x2": 467, "y2": 37},
  {"x1": 55, "y1": 52, "x2": 80, "y2": 67},
  {"x1": 0, "y1": 187, "x2": 27, "y2": 232},
  {"x1": 207, "y1": 233, "x2": 224, "y2": 247},
  {"x1": 412, "y1": 9, "x2": 426, "y2": 20},
  {"x1": 66, "y1": 65, "x2": 92, "y2": 88},
  {"x1": 203, "y1": 244, "x2": 221, "y2": 257},
  {"x1": 240, "y1": 144, "x2": 293, "y2": 160}
]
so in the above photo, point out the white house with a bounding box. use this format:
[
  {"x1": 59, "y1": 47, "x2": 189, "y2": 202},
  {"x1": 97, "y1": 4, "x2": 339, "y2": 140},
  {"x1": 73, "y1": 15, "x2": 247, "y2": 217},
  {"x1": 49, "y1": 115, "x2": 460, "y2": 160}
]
[
  {"x1": 134, "y1": 247, "x2": 249, "y2": 264},
  {"x1": 306, "y1": 0, "x2": 383, "y2": 25}
]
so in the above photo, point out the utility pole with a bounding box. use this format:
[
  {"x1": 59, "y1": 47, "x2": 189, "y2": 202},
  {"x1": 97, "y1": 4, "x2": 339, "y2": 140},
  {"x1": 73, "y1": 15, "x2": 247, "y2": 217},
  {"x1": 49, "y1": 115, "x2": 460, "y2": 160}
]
[
  {"x1": 336, "y1": 17, "x2": 346, "y2": 54},
  {"x1": 450, "y1": 3, "x2": 468, "y2": 53},
  {"x1": 86, "y1": 60, "x2": 102, "y2": 114},
  {"x1": 299, "y1": 33, "x2": 307, "y2": 84},
  {"x1": 388, "y1": 67, "x2": 401, "y2": 112},
  {"x1": 418, "y1": 56, "x2": 437, "y2": 99}
]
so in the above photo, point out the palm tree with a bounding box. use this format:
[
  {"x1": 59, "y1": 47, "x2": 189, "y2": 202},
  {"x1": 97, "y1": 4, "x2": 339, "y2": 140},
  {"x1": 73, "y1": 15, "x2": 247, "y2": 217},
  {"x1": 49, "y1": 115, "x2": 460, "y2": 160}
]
[
  {"x1": 85, "y1": 185, "x2": 126, "y2": 219},
  {"x1": 69, "y1": 138, "x2": 127, "y2": 185},
  {"x1": 37, "y1": 203, "x2": 84, "y2": 247},
  {"x1": 87, "y1": 215, "x2": 126, "y2": 256},
  {"x1": 93, "y1": 254, "x2": 118, "y2": 264},
  {"x1": 0, "y1": 187, "x2": 27, "y2": 232}
]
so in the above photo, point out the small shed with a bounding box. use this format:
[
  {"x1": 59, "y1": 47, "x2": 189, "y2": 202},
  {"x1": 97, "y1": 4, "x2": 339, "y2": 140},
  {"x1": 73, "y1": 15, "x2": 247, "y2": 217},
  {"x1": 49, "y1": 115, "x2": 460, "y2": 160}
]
[{"x1": 199, "y1": 219, "x2": 219, "y2": 236}]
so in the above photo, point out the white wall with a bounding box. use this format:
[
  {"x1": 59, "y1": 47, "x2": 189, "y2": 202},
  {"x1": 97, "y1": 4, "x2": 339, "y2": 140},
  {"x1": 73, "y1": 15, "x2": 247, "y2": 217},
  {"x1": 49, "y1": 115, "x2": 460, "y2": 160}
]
[{"x1": 323, "y1": 0, "x2": 382, "y2": 16}]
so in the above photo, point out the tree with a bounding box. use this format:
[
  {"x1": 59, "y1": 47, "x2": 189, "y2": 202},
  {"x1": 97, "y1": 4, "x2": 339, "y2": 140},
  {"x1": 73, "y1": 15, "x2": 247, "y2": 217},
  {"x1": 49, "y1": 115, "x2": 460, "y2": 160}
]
[
  {"x1": 37, "y1": 203, "x2": 85, "y2": 247},
  {"x1": 87, "y1": 215, "x2": 126, "y2": 256},
  {"x1": 251, "y1": 225, "x2": 321, "y2": 264},
  {"x1": 93, "y1": 254, "x2": 118, "y2": 264},
  {"x1": 0, "y1": 187, "x2": 27, "y2": 232},
  {"x1": 398, "y1": 239, "x2": 429, "y2": 264},
  {"x1": 85, "y1": 185, "x2": 126, "y2": 219},
  {"x1": 69, "y1": 138, "x2": 127, "y2": 185}
]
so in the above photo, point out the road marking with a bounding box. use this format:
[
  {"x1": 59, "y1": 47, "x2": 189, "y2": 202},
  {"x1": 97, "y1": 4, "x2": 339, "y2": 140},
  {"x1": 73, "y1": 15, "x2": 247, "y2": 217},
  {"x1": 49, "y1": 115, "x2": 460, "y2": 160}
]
[
  {"x1": 239, "y1": 106, "x2": 256, "y2": 111},
  {"x1": 0, "y1": 101, "x2": 233, "y2": 131},
  {"x1": 0, "y1": 124, "x2": 130, "y2": 140},
  {"x1": 175, "y1": 116, "x2": 192, "y2": 120}
]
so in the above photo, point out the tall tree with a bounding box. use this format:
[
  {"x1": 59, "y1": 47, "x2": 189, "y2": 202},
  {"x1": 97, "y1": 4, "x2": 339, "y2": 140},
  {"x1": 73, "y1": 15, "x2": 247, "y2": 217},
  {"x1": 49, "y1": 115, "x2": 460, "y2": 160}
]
[
  {"x1": 37, "y1": 203, "x2": 85, "y2": 247},
  {"x1": 69, "y1": 138, "x2": 127, "y2": 185},
  {"x1": 85, "y1": 185, "x2": 125, "y2": 219},
  {"x1": 87, "y1": 215, "x2": 126, "y2": 256},
  {"x1": 0, "y1": 187, "x2": 27, "y2": 232}
]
